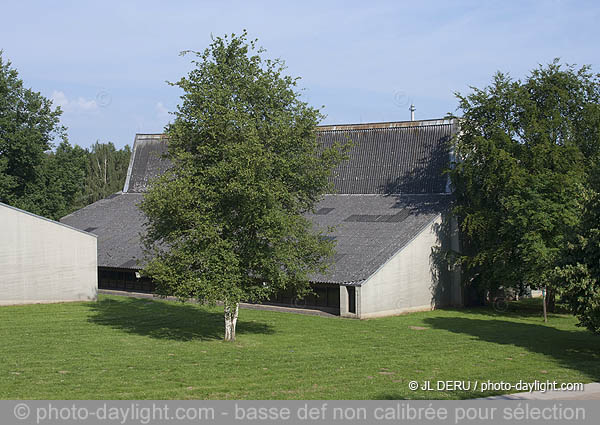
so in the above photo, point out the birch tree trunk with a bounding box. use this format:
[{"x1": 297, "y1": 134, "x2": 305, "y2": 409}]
[
  {"x1": 224, "y1": 302, "x2": 239, "y2": 342},
  {"x1": 542, "y1": 286, "x2": 548, "y2": 323}
]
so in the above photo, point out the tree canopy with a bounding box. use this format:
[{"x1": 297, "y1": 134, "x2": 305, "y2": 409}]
[
  {"x1": 450, "y1": 60, "x2": 600, "y2": 331},
  {"x1": 140, "y1": 32, "x2": 347, "y2": 341},
  {"x1": 84, "y1": 141, "x2": 131, "y2": 205}
]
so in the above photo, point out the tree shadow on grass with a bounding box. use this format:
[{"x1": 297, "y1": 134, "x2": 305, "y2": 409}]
[
  {"x1": 374, "y1": 313, "x2": 600, "y2": 400},
  {"x1": 422, "y1": 315, "x2": 600, "y2": 380},
  {"x1": 445, "y1": 304, "x2": 568, "y2": 320},
  {"x1": 87, "y1": 297, "x2": 274, "y2": 341}
]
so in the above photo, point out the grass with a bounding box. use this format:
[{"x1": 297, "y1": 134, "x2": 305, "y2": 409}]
[{"x1": 1, "y1": 295, "x2": 599, "y2": 399}]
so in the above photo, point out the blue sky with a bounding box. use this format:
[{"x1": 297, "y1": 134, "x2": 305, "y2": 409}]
[{"x1": 1, "y1": 0, "x2": 599, "y2": 149}]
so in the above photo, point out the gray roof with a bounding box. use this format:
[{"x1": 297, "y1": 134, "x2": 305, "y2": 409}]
[
  {"x1": 62, "y1": 118, "x2": 455, "y2": 285},
  {"x1": 61, "y1": 193, "x2": 146, "y2": 270},
  {"x1": 123, "y1": 135, "x2": 170, "y2": 193},
  {"x1": 60, "y1": 192, "x2": 450, "y2": 284},
  {"x1": 308, "y1": 194, "x2": 450, "y2": 284},
  {"x1": 123, "y1": 119, "x2": 456, "y2": 194},
  {"x1": 319, "y1": 120, "x2": 456, "y2": 194}
]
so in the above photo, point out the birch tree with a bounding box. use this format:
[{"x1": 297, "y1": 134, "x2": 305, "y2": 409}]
[
  {"x1": 140, "y1": 32, "x2": 346, "y2": 341},
  {"x1": 84, "y1": 141, "x2": 131, "y2": 204}
]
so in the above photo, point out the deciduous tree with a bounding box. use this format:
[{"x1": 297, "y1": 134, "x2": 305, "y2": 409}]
[
  {"x1": 556, "y1": 193, "x2": 600, "y2": 333},
  {"x1": 84, "y1": 141, "x2": 131, "y2": 204},
  {"x1": 450, "y1": 60, "x2": 600, "y2": 313},
  {"x1": 140, "y1": 32, "x2": 346, "y2": 341}
]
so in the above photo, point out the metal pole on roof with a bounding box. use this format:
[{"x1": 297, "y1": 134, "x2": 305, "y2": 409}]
[{"x1": 410, "y1": 104, "x2": 415, "y2": 121}]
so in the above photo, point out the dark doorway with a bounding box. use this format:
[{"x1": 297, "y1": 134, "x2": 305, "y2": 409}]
[{"x1": 347, "y1": 286, "x2": 356, "y2": 314}]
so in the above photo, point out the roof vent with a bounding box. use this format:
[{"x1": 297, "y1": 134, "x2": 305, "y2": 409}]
[{"x1": 410, "y1": 104, "x2": 416, "y2": 121}]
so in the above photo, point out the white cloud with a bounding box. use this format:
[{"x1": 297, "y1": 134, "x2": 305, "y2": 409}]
[
  {"x1": 51, "y1": 90, "x2": 98, "y2": 113},
  {"x1": 72, "y1": 96, "x2": 97, "y2": 111}
]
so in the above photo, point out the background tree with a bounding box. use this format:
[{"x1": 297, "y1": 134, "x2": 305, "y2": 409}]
[
  {"x1": 1, "y1": 52, "x2": 132, "y2": 219},
  {"x1": 450, "y1": 60, "x2": 600, "y2": 314},
  {"x1": 84, "y1": 141, "x2": 131, "y2": 204},
  {"x1": 0, "y1": 50, "x2": 65, "y2": 216},
  {"x1": 557, "y1": 189, "x2": 600, "y2": 333},
  {"x1": 37, "y1": 140, "x2": 88, "y2": 219},
  {"x1": 140, "y1": 32, "x2": 347, "y2": 341}
]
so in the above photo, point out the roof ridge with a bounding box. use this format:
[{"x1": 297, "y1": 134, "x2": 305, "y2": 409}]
[
  {"x1": 132, "y1": 118, "x2": 458, "y2": 138},
  {"x1": 316, "y1": 118, "x2": 456, "y2": 131}
]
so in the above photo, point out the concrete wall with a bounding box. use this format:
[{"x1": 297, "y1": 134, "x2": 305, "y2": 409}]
[
  {"x1": 351, "y1": 214, "x2": 460, "y2": 319},
  {"x1": 0, "y1": 203, "x2": 97, "y2": 305},
  {"x1": 339, "y1": 285, "x2": 361, "y2": 318}
]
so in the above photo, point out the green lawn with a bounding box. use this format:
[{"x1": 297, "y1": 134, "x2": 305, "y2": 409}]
[{"x1": 1, "y1": 295, "x2": 599, "y2": 399}]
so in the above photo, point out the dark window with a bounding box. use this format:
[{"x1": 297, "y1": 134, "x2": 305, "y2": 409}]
[
  {"x1": 98, "y1": 268, "x2": 155, "y2": 293},
  {"x1": 315, "y1": 207, "x2": 334, "y2": 215},
  {"x1": 266, "y1": 284, "x2": 339, "y2": 312},
  {"x1": 347, "y1": 286, "x2": 356, "y2": 314}
]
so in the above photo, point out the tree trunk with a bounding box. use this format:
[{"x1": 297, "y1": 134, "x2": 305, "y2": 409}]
[
  {"x1": 103, "y1": 154, "x2": 107, "y2": 187},
  {"x1": 224, "y1": 302, "x2": 239, "y2": 342},
  {"x1": 546, "y1": 287, "x2": 556, "y2": 313},
  {"x1": 542, "y1": 287, "x2": 548, "y2": 323}
]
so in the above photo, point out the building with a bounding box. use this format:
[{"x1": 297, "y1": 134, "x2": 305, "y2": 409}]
[
  {"x1": 1, "y1": 202, "x2": 97, "y2": 305},
  {"x1": 61, "y1": 118, "x2": 462, "y2": 317}
]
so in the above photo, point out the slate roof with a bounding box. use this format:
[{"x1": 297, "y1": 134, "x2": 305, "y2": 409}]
[
  {"x1": 124, "y1": 119, "x2": 456, "y2": 194},
  {"x1": 61, "y1": 118, "x2": 456, "y2": 285},
  {"x1": 319, "y1": 120, "x2": 455, "y2": 194},
  {"x1": 60, "y1": 192, "x2": 450, "y2": 284},
  {"x1": 308, "y1": 194, "x2": 450, "y2": 284},
  {"x1": 61, "y1": 193, "x2": 146, "y2": 270},
  {"x1": 123, "y1": 135, "x2": 170, "y2": 193}
]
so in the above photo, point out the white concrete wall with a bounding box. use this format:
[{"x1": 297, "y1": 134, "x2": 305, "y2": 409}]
[
  {"x1": 340, "y1": 284, "x2": 350, "y2": 316},
  {"x1": 0, "y1": 203, "x2": 97, "y2": 305},
  {"x1": 357, "y1": 215, "x2": 445, "y2": 318},
  {"x1": 339, "y1": 285, "x2": 361, "y2": 318}
]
